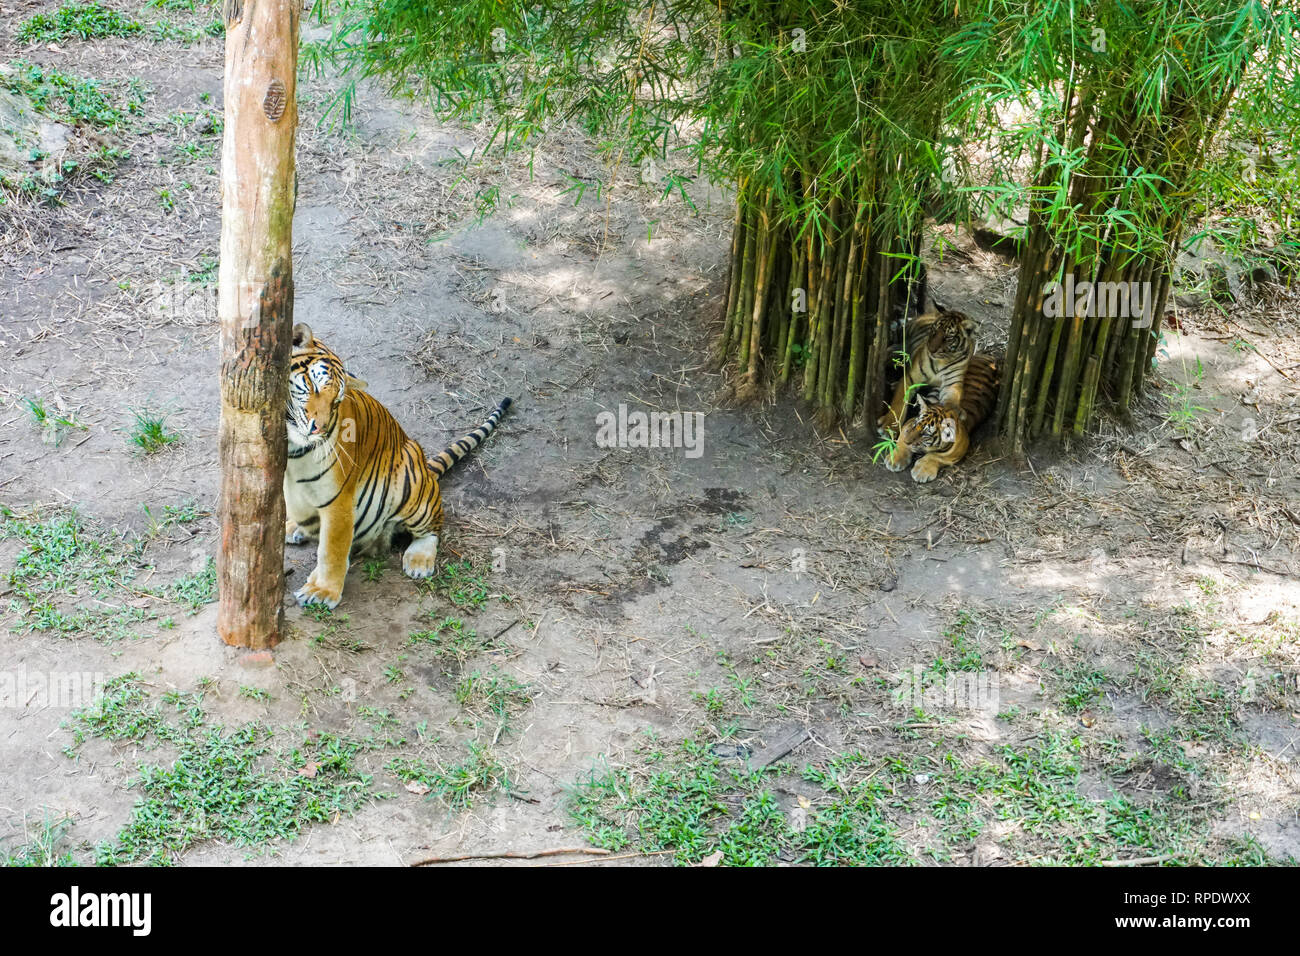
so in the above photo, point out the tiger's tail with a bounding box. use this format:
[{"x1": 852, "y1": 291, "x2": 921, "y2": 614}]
[{"x1": 428, "y1": 398, "x2": 513, "y2": 478}]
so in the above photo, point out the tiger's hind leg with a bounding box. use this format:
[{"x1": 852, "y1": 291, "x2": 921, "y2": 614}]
[
  {"x1": 402, "y1": 532, "x2": 440, "y2": 579},
  {"x1": 285, "y1": 515, "x2": 319, "y2": 545},
  {"x1": 399, "y1": 464, "x2": 446, "y2": 579}
]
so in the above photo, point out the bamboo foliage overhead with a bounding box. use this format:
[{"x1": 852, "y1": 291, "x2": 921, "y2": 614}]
[
  {"x1": 946, "y1": 0, "x2": 1300, "y2": 448},
  {"x1": 308, "y1": 0, "x2": 1300, "y2": 447}
]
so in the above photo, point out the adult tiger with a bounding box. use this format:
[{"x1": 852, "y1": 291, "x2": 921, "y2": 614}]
[
  {"x1": 885, "y1": 352, "x2": 998, "y2": 483},
  {"x1": 877, "y1": 307, "x2": 978, "y2": 437},
  {"x1": 284, "y1": 323, "x2": 512, "y2": 609}
]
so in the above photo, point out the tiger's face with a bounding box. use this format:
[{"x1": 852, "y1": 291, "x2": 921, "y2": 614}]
[
  {"x1": 897, "y1": 396, "x2": 959, "y2": 453},
  {"x1": 287, "y1": 324, "x2": 364, "y2": 449},
  {"x1": 925, "y1": 309, "x2": 977, "y2": 358}
]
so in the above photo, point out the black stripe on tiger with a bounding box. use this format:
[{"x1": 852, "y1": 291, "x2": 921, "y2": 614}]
[
  {"x1": 952, "y1": 352, "x2": 998, "y2": 429},
  {"x1": 428, "y1": 397, "x2": 514, "y2": 477}
]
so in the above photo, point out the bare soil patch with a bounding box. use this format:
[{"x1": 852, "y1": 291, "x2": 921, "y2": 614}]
[{"x1": 2, "y1": 2, "x2": 1298, "y2": 866}]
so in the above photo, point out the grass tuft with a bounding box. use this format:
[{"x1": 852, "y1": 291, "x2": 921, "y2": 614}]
[
  {"x1": 17, "y1": 2, "x2": 142, "y2": 43},
  {"x1": 127, "y1": 408, "x2": 179, "y2": 454}
]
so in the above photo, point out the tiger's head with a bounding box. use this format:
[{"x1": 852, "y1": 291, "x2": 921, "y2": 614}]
[
  {"x1": 287, "y1": 324, "x2": 367, "y2": 449},
  {"x1": 897, "y1": 393, "x2": 960, "y2": 453},
  {"x1": 923, "y1": 308, "x2": 977, "y2": 358}
]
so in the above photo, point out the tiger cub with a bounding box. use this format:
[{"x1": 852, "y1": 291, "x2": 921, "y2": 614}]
[
  {"x1": 284, "y1": 323, "x2": 512, "y2": 609},
  {"x1": 877, "y1": 307, "x2": 977, "y2": 437},
  {"x1": 885, "y1": 353, "x2": 998, "y2": 483}
]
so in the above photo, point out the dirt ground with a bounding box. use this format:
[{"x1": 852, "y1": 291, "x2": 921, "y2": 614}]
[{"x1": 2, "y1": 4, "x2": 1299, "y2": 866}]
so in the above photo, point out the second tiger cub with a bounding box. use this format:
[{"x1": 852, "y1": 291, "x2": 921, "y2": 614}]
[
  {"x1": 886, "y1": 353, "x2": 998, "y2": 483},
  {"x1": 878, "y1": 307, "x2": 978, "y2": 437}
]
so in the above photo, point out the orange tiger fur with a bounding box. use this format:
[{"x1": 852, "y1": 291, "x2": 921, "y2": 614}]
[
  {"x1": 284, "y1": 324, "x2": 511, "y2": 608},
  {"x1": 878, "y1": 307, "x2": 978, "y2": 437},
  {"x1": 885, "y1": 352, "x2": 997, "y2": 483}
]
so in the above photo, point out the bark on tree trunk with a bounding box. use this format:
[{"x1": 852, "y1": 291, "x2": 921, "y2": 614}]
[{"x1": 216, "y1": 0, "x2": 299, "y2": 648}]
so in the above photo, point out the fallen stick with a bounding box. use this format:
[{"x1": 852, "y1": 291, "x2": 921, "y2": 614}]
[
  {"x1": 410, "y1": 847, "x2": 610, "y2": 866},
  {"x1": 748, "y1": 727, "x2": 810, "y2": 769},
  {"x1": 1099, "y1": 853, "x2": 1176, "y2": 867},
  {"x1": 1215, "y1": 557, "x2": 1299, "y2": 578},
  {"x1": 539, "y1": 849, "x2": 678, "y2": 866}
]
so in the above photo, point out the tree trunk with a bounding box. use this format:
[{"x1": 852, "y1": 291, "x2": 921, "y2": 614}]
[{"x1": 216, "y1": 0, "x2": 299, "y2": 648}]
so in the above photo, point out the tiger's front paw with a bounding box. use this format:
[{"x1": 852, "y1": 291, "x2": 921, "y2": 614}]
[
  {"x1": 285, "y1": 520, "x2": 309, "y2": 545},
  {"x1": 402, "y1": 534, "x2": 440, "y2": 579},
  {"x1": 885, "y1": 448, "x2": 910, "y2": 473},
  {"x1": 911, "y1": 458, "x2": 941, "y2": 483},
  {"x1": 295, "y1": 571, "x2": 342, "y2": 609}
]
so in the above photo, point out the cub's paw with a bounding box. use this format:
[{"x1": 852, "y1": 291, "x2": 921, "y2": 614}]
[
  {"x1": 285, "y1": 521, "x2": 309, "y2": 545},
  {"x1": 402, "y1": 535, "x2": 440, "y2": 579},
  {"x1": 911, "y1": 459, "x2": 941, "y2": 483},
  {"x1": 294, "y1": 574, "x2": 341, "y2": 609},
  {"x1": 876, "y1": 415, "x2": 899, "y2": 440},
  {"x1": 885, "y1": 449, "x2": 909, "y2": 473}
]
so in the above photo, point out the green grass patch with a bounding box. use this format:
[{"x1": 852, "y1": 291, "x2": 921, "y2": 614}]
[
  {"x1": 67, "y1": 675, "x2": 380, "y2": 865},
  {"x1": 1, "y1": 812, "x2": 78, "y2": 867},
  {"x1": 0, "y1": 62, "x2": 144, "y2": 201},
  {"x1": 1, "y1": 61, "x2": 145, "y2": 129},
  {"x1": 127, "y1": 408, "x2": 179, "y2": 454},
  {"x1": 1, "y1": 508, "x2": 136, "y2": 605},
  {"x1": 569, "y1": 731, "x2": 1275, "y2": 866},
  {"x1": 422, "y1": 557, "x2": 494, "y2": 610},
  {"x1": 21, "y1": 396, "x2": 87, "y2": 446},
  {"x1": 140, "y1": 499, "x2": 203, "y2": 537},
  {"x1": 454, "y1": 668, "x2": 532, "y2": 740},
  {"x1": 569, "y1": 738, "x2": 910, "y2": 866},
  {"x1": 932, "y1": 610, "x2": 987, "y2": 674},
  {"x1": 387, "y1": 742, "x2": 510, "y2": 809},
  {"x1": 17, "y1": 2, "x2": 142, "y2": 43},
  {"x1": 0, "y1": 507, "x2": 213, "y2": 640},
  {"x1": 168, "y1": 557, "x2": 215, "y2": 612},
  {"x1": 408, "y1": 615, "x2": 500, "y2": 664}
]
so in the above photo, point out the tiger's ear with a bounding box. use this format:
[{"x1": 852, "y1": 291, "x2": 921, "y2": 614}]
[
  {"x1": 909, "y1": 311, "x2": 937, "y2": 337},
  {"x1": 960, "y1": 315, "x2": 977, "y2": 336},
  {"x1": 292, "y1": 323, "x2": 314, "y2": 349},
  {"x1": 915, "y1": 392, "x2": 931, "y2": 413},
  {"x1": 940, "y1": 418, "x2": 958, "y2": 444},
  {"x1": 343, "y1": 370, "x2": 368, "y2": 391}
]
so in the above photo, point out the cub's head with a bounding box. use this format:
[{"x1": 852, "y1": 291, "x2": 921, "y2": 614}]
[
  {"x1": 287, "y1": 324, "x2": 367, "y2": 447},
  {"x1": 924, "y1": 308, "x2": 977, "y2": 358},
  {"x1": 898, "y1": 393, "x2": 959, "y2": 452}
]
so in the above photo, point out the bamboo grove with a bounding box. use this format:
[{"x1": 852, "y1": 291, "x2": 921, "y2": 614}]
[
  {"x1": 709, "y1": 6, "x2": 956, "y2": 428},
  {"x1": 949, "y1": 1, "x2": 1298, "y2": 450},
  {"x1": 310, "y1": 0, "x2": 1299, "y2": 450}
]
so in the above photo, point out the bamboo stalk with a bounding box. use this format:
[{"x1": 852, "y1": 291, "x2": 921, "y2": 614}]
[
  {"x1": 740, "y1": 199, "x2": 779, "y2": 399},
  {"x1": 810, "y1": 195, "x2": 840, "y2": 408},
  {"x1": 734, "y1": 193, "x2": 759, "y2": 372},
  {"x1": 842, "y1": 234, "x2": 869, "y2": 416},
  {"x1": 864, "y1": 239, "x2": 892, "y2": 426},
  {"x1": 822, "y1": 197, "x2": 855, "y2": 414},
  {"x1": 1073, "y1": 355, "x2": 1101, "y2": 434},
  {"x1": 779, "y1": 244, "x2": 806, "y2": 383},
  {"x1": 802, "y1": 226, "x2": 820, "y2": 402},
  {"x1": 717, "y1": 186, "x2": 745, "y2": 362}
]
